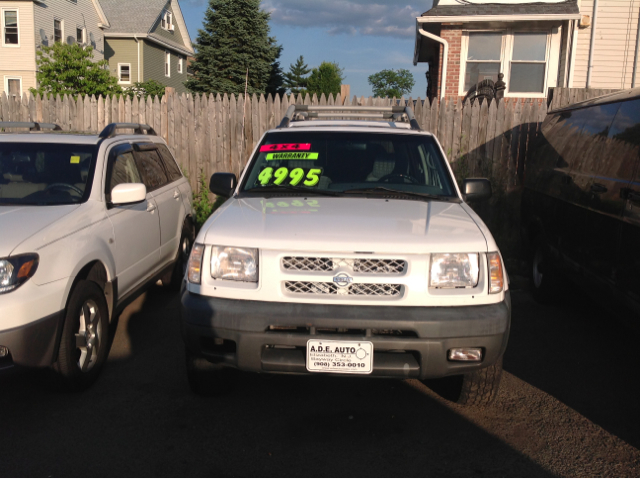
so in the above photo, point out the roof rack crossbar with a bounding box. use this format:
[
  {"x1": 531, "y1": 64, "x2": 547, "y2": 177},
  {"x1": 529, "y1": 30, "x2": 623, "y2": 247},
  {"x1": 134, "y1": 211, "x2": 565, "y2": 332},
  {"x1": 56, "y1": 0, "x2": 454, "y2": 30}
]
[
  {"x1": 0, "y1": 122, "x2": 62, "y2": 131},
  {"x1": 99, "y1": 123, "x2": 157, "y2": 139},
  {"x1": 277, "y1": 105, "x2": 422, "y2": 131}
]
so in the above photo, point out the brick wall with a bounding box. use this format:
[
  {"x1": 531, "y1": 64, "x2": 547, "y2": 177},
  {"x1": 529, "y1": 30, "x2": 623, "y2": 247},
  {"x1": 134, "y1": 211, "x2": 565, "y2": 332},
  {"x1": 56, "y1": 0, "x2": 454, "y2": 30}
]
[{"x1": 441, "y1": 25, "x2": 462, "y2": 99}]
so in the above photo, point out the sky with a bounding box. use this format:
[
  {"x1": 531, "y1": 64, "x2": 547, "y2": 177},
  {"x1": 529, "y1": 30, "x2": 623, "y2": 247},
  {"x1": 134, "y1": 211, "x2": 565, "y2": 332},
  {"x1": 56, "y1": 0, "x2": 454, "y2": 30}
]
[{"x1": 179, "y1": 0, "x2": 435, "y2": 98}]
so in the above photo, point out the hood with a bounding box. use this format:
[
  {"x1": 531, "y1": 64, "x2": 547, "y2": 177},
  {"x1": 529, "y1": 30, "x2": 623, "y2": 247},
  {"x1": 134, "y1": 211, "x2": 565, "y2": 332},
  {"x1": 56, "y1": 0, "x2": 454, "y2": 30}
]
[
  {"x1": 0, "y1": 205, "x2": 79, "y2": 256},
  {"x1": 202, "y1": 197, "x2": 488, "y2": 254}
]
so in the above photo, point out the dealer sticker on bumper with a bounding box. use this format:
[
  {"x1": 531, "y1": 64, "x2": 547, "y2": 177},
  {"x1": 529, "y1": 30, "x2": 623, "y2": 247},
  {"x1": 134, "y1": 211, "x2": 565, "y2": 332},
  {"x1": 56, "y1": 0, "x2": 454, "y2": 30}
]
[{"x1": 306, "y1": 340, "x2": 373, "y2": 374}]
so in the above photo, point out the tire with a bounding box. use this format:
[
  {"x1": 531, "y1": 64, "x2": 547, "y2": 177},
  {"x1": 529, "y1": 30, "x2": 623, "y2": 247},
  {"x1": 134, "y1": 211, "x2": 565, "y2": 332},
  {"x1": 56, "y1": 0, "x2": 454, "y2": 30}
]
[
  {"x1": 531, "y1": 236, "x2": 562, "y2": 304},
  {"x1": 164, "y1": 220, "x2": 195, "y2": 291},
  {"x1": 457, "y1": 357, "x2": 503, "y2": 407},
  {"x1": 55, "y1": 280, "x2": 110, "y2": 390},
  {"x1": 185, "y1": 349, "x2": 236, "y2": 396}
]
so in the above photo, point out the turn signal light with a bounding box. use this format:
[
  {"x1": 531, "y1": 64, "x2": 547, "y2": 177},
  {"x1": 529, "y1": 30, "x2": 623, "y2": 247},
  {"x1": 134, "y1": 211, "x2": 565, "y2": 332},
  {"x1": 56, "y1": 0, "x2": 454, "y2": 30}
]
[
  {"x1": 488, "y1": 252, "x2": 504, "y2": 294},
  {"x1": 448, "y1": 348, "x2": 483, "y2": 362}
]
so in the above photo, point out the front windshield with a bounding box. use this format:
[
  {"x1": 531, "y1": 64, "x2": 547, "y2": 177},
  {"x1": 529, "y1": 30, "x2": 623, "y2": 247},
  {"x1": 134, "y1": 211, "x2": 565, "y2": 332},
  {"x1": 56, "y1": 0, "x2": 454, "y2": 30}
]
[
  {"x1": 241, "y1": 131, "x2": 457, "y2": 198},
  {"x1": 0, "y1": 142, "x2": 96, "y2": 205}
]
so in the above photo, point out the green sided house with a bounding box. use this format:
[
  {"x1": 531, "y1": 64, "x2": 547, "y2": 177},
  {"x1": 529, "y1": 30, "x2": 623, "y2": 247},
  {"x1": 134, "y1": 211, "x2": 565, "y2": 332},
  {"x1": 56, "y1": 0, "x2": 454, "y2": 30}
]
[{"x1": 100, "y1": 0, "x2": 194, "y2": 93}]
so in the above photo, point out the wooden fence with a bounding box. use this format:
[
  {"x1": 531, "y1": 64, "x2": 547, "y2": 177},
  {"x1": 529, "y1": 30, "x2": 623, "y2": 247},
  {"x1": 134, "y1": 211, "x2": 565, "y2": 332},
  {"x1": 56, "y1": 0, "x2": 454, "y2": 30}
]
[
  {"x1": 548, "y1": 87, "x2": 618, "y2": 110},
  {"x1": 1, "y1": 91, "x2": 553, "y2": 256}
]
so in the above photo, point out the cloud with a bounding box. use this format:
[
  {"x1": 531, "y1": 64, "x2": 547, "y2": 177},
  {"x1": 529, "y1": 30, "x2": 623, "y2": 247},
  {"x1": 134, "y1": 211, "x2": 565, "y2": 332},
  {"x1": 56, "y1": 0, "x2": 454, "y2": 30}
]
[{"x1": 262, "y1": 0, "x2": 422, "y2": 39}]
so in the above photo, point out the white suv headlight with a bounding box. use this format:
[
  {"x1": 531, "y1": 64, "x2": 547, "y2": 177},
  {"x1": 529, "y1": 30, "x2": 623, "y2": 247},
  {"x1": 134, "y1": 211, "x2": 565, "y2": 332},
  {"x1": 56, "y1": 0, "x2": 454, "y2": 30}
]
[
  {"x1": 0, "y1": 254, "x2": 39, "y2": 294},
  {"x1": 211, "y1": 246, "x2": 258, "y2": 282},
  {"x1": 430, "y1": 253, "x2": 479, "y2": 289}
]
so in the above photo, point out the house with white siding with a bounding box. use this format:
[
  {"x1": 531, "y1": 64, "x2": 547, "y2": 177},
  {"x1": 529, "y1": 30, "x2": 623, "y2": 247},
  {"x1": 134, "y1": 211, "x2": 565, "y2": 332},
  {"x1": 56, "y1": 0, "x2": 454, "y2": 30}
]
[
  {"x1": 0, "y1": 0, "x2": 109, "y2": 97},
  {"x1": 414, "y1": 0, "x2": 640, "y2": 101}
]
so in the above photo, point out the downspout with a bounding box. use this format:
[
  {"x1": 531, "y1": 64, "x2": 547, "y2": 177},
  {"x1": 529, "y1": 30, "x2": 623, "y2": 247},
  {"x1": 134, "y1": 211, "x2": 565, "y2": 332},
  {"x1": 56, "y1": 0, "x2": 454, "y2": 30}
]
[
  {"x1": 633, "y1": 4, "x2": 640, "y2": 88},
  {"x1": 418, "y1": 26, "x2": 449, "y2": 101},
  {"x1": 134, "y1": 35, "x2": 141, "y2": 83},
  {"x1": 586, "y1": 0, "x2": 599, "y2": 88}
]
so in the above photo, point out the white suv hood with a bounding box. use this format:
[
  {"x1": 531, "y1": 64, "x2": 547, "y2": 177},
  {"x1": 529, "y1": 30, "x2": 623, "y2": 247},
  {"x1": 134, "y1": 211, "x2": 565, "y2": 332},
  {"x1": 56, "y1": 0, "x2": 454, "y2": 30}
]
[
  {"x1": 0, "y1": 205, "x2": 79, "y2": 256},
  {"x1": 203, "y1": 197, "x2": 488, "y2": 254}
]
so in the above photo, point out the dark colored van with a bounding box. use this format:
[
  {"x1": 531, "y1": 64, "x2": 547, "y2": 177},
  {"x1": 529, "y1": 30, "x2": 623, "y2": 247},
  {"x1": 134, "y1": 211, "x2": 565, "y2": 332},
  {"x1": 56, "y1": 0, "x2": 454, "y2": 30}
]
[{"x1": 521, "y1": 88, "x2": 640, "y2": 315}]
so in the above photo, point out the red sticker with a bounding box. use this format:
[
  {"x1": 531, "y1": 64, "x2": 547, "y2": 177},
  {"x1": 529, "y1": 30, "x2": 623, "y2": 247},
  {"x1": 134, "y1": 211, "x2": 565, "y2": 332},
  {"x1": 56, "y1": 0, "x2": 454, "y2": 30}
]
[{"x1": 260, "y1": 143, "x2": 311, "y2": 152}]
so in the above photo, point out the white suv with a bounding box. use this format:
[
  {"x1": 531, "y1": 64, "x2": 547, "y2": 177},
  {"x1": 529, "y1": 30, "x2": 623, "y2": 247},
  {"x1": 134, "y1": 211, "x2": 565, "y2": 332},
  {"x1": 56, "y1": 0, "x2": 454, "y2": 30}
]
[
  {"x1": 181, "y1": 105, "x2": 511, "y2": 406},
  {"x1": 0, "y1": 122, "x2": 194, "y2": 388}
]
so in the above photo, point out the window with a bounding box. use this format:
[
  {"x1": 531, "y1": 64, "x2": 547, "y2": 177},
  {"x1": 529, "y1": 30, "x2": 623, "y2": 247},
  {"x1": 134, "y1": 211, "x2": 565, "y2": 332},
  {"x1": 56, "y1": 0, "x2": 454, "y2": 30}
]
[
  {"x1": 133, "y1": 149, "x2": 169, "y2": 191},
  {"x1": 109, "y1": 152, "x2": 142, "y2": 195},
  {"x1": 54, "y1": 19, "x2": 62, "y2": 43},
  {"x1": 118, "y1": 64, "x2": 131, "y2": 84},
  {"x1": 177, "y1": 57, "x2": 183, "y2": 74},
  {"x1": 461, "y1": 30, "x2": 551, "y2": 96},
  {"x1": 161, "y1": 10, "x2": 173, "y2": 30},
  {"x1": 157, "y1": 144, "x2": 183, "y2": 182},
  {"x1": 76, "y1": 27, "x2": 85, "y2": 44},
  {"x1": 165, "y1": 51, "x2": 170, "y2": 77},
  {"x1": 3, "y1": 9, "x2": 19, "y2": 46},
  {"x1": 464, "y1": 32, "x2": 502, "y2": 91},
  {"x1": 510, "y1": 33, "x2": 547, "y2": 93},
  {"x1": 5, "y1": 77, "x2": 21, "y2": 98}
]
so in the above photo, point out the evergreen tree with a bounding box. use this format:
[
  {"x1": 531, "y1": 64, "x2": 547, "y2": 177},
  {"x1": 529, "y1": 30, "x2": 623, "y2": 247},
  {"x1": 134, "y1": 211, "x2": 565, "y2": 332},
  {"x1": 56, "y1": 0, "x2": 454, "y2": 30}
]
[
  {"x1": 283, "y1": 55, "x2": 311, "y2": 95},
  {"x1": 265, "y1": 40, "x2": 286, "y2": 97},
  {"x1": 185, "y1": 0, "x2": 278, "y2": 95},
  {"x1": 306, "y1": 62, "x2": 344, "y2": 98}
]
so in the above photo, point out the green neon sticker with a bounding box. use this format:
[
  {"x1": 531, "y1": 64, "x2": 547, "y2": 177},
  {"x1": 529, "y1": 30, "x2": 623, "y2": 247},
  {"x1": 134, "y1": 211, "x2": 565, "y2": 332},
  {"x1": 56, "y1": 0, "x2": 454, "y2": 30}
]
[{"x1": 266, "y1": 152, "x2": 319, "y2": 161}]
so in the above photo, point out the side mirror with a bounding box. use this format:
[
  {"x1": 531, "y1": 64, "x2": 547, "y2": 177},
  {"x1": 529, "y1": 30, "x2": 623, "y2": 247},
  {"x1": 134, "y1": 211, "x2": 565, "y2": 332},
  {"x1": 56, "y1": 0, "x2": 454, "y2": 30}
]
[
  {"x1": 463, "y1": 178, "x2": 492, "y2": 202},
  {"x1": 209, "y1": 172, "x2": 237, "y2": 197},
  {"x1": 111, "y1": 183, "x2": 147, "y2": 205}
]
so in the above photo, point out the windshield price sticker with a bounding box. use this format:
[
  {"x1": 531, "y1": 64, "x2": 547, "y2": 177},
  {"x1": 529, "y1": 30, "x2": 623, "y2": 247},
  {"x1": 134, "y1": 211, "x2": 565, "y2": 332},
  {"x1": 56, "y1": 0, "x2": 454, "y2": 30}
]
[
  {"x1": 265, "y1": 152, "x2": 319, "y2": 161},
  {"x1": 258, "y1": 167, "x2": 322, "y2": 187},
  {"x1": 260, "y1": 143, "x2": 311, "y2": 152},
  {"x1": 307, "y1": 340, "x2": 373, "y2": 374}
]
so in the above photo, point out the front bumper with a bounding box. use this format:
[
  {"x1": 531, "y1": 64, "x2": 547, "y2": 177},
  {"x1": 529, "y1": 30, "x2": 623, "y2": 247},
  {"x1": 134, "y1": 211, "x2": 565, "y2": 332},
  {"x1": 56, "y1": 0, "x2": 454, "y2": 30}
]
[
  {"x1": 0, "y1": 310, "x2": 65, "y2": 371},
  {"x1": 181, "y1": 292, "x2": 511, "y2": 380}
]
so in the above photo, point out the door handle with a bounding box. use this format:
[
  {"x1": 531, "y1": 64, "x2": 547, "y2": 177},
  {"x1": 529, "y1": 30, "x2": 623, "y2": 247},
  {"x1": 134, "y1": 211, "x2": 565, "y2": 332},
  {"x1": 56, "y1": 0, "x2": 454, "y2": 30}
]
[
  {"x1": 147, "y1": 202, "x2": 157, "y2": 213},
  {"x1": 590, "y1": 183, "x2": 607, "y2": 194},
  {"x1": 173, "y1": 190, "x2": 181, "y2": 200}
]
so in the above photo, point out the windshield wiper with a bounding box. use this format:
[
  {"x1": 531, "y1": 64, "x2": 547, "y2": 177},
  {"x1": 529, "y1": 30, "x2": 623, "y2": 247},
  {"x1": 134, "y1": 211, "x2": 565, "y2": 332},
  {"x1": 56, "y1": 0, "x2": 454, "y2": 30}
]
[
  {"x1": 244, "y1": 185, "x2": 341, "y2": 196},
  {"x1": 343, "y1": 187, "x2": 452, "y2": 201}
]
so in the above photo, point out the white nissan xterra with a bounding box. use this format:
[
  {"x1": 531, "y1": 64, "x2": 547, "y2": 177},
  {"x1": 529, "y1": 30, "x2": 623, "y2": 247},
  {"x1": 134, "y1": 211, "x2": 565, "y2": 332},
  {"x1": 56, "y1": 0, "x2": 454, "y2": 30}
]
[
  {"x1": 0, "y1": 122, "x2": 194, "y2": 389},
  {"x1": 181, "y1": 105, "x2": 510, "y2": 406}
]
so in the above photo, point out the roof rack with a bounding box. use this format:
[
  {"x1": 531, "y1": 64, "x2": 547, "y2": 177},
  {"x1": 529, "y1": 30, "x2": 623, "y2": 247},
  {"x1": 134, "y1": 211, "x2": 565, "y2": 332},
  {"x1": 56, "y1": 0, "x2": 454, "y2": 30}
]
[
  {"x1": 277, "y1": 105, "x2": 422, "y2": 131},
  {"x1": 99, "y1": 123, "x2": 157, "y2": 139},
  {"x1": 0, "y1": 122, "x2": 62, "y2": 132}
]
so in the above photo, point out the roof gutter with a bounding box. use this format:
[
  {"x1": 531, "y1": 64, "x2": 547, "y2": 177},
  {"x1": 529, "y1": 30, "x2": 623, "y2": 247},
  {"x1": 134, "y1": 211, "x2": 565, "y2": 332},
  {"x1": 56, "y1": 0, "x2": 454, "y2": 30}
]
[
  {"x1": 417, "y1": 25, "x2": 448, "y2": 101},
  {"x1": 586, "y1": 0, "x2": 599, "y2": 88},
  {"x1": 418, "y1": 13, "x2": 581, "y2": 23}
]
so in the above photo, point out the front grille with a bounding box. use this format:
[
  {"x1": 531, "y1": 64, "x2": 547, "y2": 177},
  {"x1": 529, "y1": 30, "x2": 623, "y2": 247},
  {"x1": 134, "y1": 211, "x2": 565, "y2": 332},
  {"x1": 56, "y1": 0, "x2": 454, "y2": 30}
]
[
  {"x1": 285, "y1": 281, "x2": 402, "y2": 297},
  {"x1": 282, "y1": 257, "x2": 406, "y2": 274}
]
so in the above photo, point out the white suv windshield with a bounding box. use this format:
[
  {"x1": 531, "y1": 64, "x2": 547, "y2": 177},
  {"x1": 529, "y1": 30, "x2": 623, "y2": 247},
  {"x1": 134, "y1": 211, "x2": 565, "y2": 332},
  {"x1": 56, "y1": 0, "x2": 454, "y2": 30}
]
[
  {"x1": 0, "y1": 143, "x2": 96, "y2": 205},
  {"x1": 242, "y1": 132, "x2": 457, "y2": 198}
]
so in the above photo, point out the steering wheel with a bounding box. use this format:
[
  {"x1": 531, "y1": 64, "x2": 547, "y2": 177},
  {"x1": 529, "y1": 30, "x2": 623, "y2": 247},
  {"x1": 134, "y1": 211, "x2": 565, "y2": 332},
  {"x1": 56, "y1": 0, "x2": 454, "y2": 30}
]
[
  {"x1": 44, "y1": 183, "x2": 84, "y2": 196},
  {"x1": 378, "y1": 173, "x2": 420, "y2": 185}
]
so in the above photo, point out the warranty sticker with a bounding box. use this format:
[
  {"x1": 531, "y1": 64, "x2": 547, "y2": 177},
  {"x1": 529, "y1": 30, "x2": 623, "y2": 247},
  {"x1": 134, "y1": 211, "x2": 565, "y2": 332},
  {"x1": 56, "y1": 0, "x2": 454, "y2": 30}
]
[{"x1": 266, "y1": 152, "x2": 319, "y2": 161}]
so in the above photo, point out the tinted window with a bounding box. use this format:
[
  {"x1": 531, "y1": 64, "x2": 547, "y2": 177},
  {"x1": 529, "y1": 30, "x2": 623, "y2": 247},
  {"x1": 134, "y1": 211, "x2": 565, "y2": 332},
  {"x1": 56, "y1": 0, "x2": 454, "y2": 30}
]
[
  {"x1": 156, "y1": 145, "x2": 183, "y2": 182},
  {"x1": 133, "y1": 149, "x2": 169, "y2": 191},
  {"x1": 241, "y1": 131, "x2": 457, "y2": 198},
  {"x1": 109, "y1": 151, "x2": 142, "y2": 195},
  {"x1": 609, "y1": 99, "x2": 640, "y2": 181},
  {"x1": 0, "y1": 143, "x2": 96, "y2": 205}
]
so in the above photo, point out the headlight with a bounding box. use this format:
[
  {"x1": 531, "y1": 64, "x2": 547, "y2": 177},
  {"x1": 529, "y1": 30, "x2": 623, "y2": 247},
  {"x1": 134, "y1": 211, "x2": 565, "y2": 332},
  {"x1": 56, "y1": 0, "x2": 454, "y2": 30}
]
[
  {"x1": 0, "y1": 254, "x2": 39, "y2": 294},
  {"x1": 187, "y1": 244, "x2": 204, "y2": 284},
  {"x1": 430, "y1": 253, "x2": 479, "y2": 289},
  {"x1": 487, "y1": 252, "x2": 504, "y2": 294},
  {"x1": 211, "y1": 246, "x2": 258, "y2": 282}
]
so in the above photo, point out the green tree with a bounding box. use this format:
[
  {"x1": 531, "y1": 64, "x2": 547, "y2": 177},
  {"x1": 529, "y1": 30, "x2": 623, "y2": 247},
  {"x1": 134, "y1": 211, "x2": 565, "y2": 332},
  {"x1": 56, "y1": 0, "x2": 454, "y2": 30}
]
[
  {"x1": 306, "y1": 61, "x2": 344, "y2": 98},
  {"x1": 185, "y1": 0, "x2": 279, "y2": 95},
  {"x1": 368, "y1": 69, "x2": 415, "y2": 98},
  {"x1": 283, "y1": 55, "x2": 311, "y2": 95},
  {"x1": 265, "y1": 40, "x2": 286, "y2": 97},
  {"x1": 31, "y1": 43, "x2": 122, "y2": 97},
  {"x1": 125, "y1": 79, "x2": 166, "y2": 100}
]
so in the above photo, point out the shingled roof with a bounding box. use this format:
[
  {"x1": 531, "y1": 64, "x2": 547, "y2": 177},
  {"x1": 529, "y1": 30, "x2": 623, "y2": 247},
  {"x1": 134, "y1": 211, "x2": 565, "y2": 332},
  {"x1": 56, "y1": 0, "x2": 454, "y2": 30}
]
[{"x1": 422, "y1": 1, "x2": 580, "y2": 18}]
